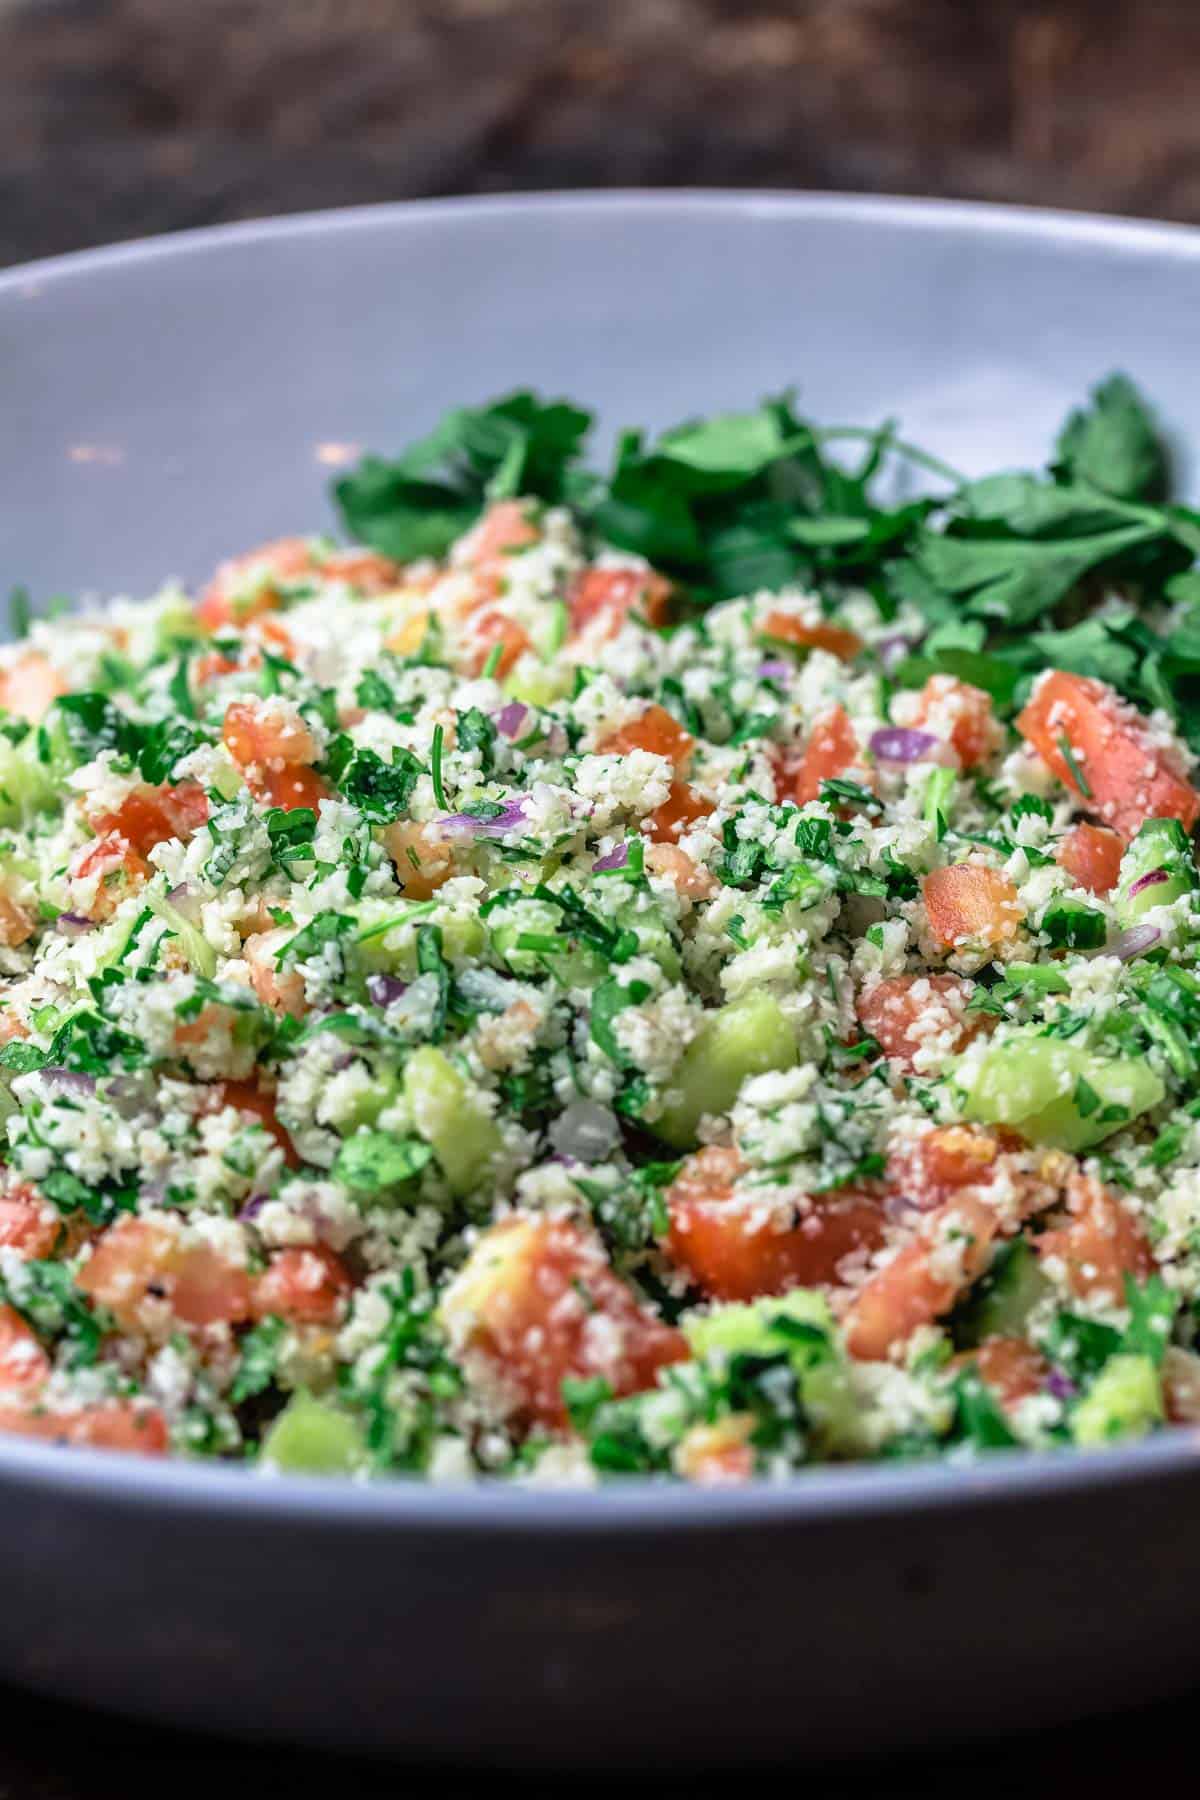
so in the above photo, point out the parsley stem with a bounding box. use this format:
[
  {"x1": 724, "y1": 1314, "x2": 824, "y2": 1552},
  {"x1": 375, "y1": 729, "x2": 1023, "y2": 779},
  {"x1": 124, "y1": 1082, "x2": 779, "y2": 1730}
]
[
  {"x1": 431, "y1": 723, "x2": 448, "y2": 810},
  {"x1": 814, "y1": 426, "x2": 967, "y2": 492}
]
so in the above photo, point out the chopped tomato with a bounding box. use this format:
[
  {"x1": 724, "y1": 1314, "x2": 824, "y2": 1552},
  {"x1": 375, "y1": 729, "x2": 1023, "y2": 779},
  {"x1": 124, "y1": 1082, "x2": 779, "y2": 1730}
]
[
  {"x1": 909, "y1": 674, "x2": 1001, "y2": 769},
  {"x1": 251, "y1": 1246, "x2": 353, "y2": 1325},
  {"x1": 676, "y1": 1415, "x2": 756, "y2": 1485},
  {"x1": 890, "y1": 1125, "x2": 1008, "y2": 1206},
  {"x1": 857, "y1": 973, "x2": 987, "y2": 1073},
  {"x1": 570, "y1": 568, "x2": 673, "y2": 638},
  {"x1": 219, "y1": 1080, "x2": 300, "y2": 1169},
  {"x1": 466, "y1": 611, "x2": 531, "y2": 679},
  {"x1": 0, "y1": 652, "x2": 65, "y2": 724},
  {"x1": 666, "y1": 1147, "x2": 886, "y2": 1301},
  {"x1": 0, "y1": 1304, "x2": 50, "y2": 1392},
  {"x1": 198, "y1": 536, "x2": 316, "y2": 630},
  {"x1": 922, "y1": 864, "x2": 1021, "y2": 949},
  {"x1": 843, "y1": 1191, "x2": 1000, "y2": 1361},
  {"x1": 0, "y1": 1010, "x2": 27, "y2": 1045},
  {"x1": 1035, "y1": 1173, "x2": 1153, "y2": 1304},
  {"x1": 950, "y1": 1336, "x2": 1048, "y2": 1410},
  {"x1": 760, "y1": 609, "x2": 862, "y2": 662},
  {"x1": 0, "y1": 1189, "x2": 60, "y2": 1260},
  {"x1": 461, "y1": 501, "x2": 540, "y2": 571},
  {"x1": 442, "y1": 1215, "x2": 687, "y2": 1431},
  {"x1": 642, "y1": 843, "x2": 717, "y2": 900},
  {"x1": 600, "y1": 704, "x2": 694, "y2": 770},
  {"x1": 242, "y1": 931, "x2": 308, "y2": 1020},
  {"x1": 72, "y1": 834, "x2": 152, "y2": 920},
  {"x1": 1056, "y1": 821, "x2": 1124, "y2": 895},
  {"x1": 381, "y1": 821, "x2": 457, "y2": 899},
  {"x1": 91, "y1": 782, "x2": 208, "y2": 855},
  {"x1": 642, "y1": 779, "x2": 711, "y2": 843},
  {"x1": 321, "y1": 549, "x2": 401, "y2": 593},
  {"x1": 775, "y1": 705, "x2": 862, "y2": 805},
  {"x1": 251, "y1": 765, "x2": 330, "y2": 813},
  {"x1": 222, "y1": 699, "x2": 317, "y2": 769},
  {"x1": 0, "y1": 1399, "x2": 169, "y2": 1456},
  {"x1": 1016, "y1": 669, "x2": 1200, "y2": 840},
  {"x1": 78, "y1": 1217, "x2": 253, "y2": 1331},
  {"x1": 0, "y1": 892, "x2": 34, "y2": 949}
]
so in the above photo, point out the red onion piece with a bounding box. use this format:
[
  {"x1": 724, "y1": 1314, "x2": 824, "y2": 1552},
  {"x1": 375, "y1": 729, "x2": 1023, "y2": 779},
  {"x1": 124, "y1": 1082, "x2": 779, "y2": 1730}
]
[
  {"x1": 1044, "y1": 1368, "x2": 1078, "y2": 1402},
  {"x1": 592, "y1": 843, "x2": 629, "y2": 873},
  {"x1": 1128, "y1": 868, "x2": 1169, "y2": 898},
  {"x1": 1112, "y1": 923, "x2": 1161, "y2": 961},
  {"x1": 366, "y1": 973, "x2": 408, "y2": 1007},
  {"x1": 166, "y1": 882, "x2": 203, "y2": 924},
  {"x1": 42, "y1": 1067, "x2": 97, "y2": 1096},
  {"x1": 55, "y1": 912, "x2": 95, "y2": 937},
  {"x1": 756, "y1": 659, "x2": 790, "y2": 681},
  {"x1": 238, "y1": 1193, "x2": 271, "y2": 1223},
  {"x1": 495, "y1": 701, "x2": 528, "y2": 740},
  {"x1": 878, "y1": 634, "x2": 919, "y2": 673},
  {"x1": 437, "y1": 798, "x2": 529, "y2": 838},
  {"x1": 869, "y1": 726, "x2": 940, "y2": 764}
]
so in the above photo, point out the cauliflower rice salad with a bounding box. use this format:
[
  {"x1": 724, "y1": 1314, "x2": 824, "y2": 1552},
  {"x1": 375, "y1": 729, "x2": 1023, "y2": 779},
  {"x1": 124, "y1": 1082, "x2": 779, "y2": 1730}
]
[{"x1": 5, "y1": 381, "x2": 1200, "y2": 1482}]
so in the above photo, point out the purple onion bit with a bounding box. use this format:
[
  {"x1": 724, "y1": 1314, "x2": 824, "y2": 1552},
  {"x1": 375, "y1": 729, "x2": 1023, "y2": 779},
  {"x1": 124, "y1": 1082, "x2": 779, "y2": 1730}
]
[
  {"x1": 494, "y1": 701, "x2": 528, "y2": 740},
  {"x1": 1044, "y1": 1368, "x2": 1078, "y2": 1403},
  {"x1": 869, "y1": 726, "x2": 940, "y2": 765},
  {"x1": 366, "y1": 973, "x2": 408, "y2": 1007},
  {"x1": 756, "y1": 659, "x2": 791, "y2": 682},
  {"x1": 1128, "y1": 868, "x2": 1170, "y2": 899},
  {"x1": 438, "y1": 798, "x2": 529, "y2": 839},
  {"x1": 238, "y1": 1193, "x2": 271, "y2": 1224},
  {"x1": 42, "y1": 1067, "x2": 96, "y2": 1096},
  {"x1": 1111, "y1": 923, "x2": 1162, "y2": 962},
  {"x1": 592, "y1": 843, "x2": 629, "y2": 873},
  {"x1": 878, "y1": 633, "x2": 920, "y2": 674},
  {"x1": 55, "y1": 912, "x2": 95, "y2": 937}
]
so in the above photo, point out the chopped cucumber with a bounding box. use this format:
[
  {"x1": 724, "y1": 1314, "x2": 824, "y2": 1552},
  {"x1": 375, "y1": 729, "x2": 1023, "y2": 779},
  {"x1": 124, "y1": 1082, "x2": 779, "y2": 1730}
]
[
  {"x1": 954, "y1": 1238, "x2": 1051, "y2": 1346},
  {"x1": 655, "y1": 990, "x2": 796, "y2": 1149},
  {"x1": 1115, "y1": 818, "x2": 1198, "y2": 924},
  {"x1": 1070, "y1": 1353, "x2": 1163, "y2": 1447},
  {"x1": 0, "y1": 734, "x2": 57, "y2": 826},
  {"x1": 262, "y1": 1393, "x2": 368, "y2": 1475},
  {"x1": 685, "y1": 1288, "x2": 857, "y2": 1451},
  {"x1": 146, "y1": 888, "x2": 217, "y2": 979},
  {"x1": 404, "y1": 1045, "x2": 503, "y2": 1198},
  {"x1": 958, "y1": 1034, "x2": 1164, "y2": 1151}
]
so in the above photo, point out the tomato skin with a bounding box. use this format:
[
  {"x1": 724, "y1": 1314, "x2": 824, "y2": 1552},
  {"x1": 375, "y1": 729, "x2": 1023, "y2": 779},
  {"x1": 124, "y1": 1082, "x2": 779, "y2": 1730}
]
[
  {"x1": 91, "y1": 782, "x2": 208, "y2": 855},
  {"x1": 0, "y1": 652, "x2": 65, "y2": 724},
  {"x1": 381, "y1": 821, "x2": 456, "y2": 899},
  {"x1": 242, "y1": 931, "x2": 308, "y2": 1020},
  {"x1": 0, "y1": 1190, "x2": 60, "y2": 1260},
  {"x1": 570, "y1": 568, "x2": 672, "y2": 638},
  {"x1": 857, "y1": 973, "x2": 986, "y2": 1073},
  {"x1": 600, "y1": 704, "x2": 694, "y2": 770},
  {"x1": 78, "y1": 1217, "x2": 253, "y2": 1331},
  {"x1": 642, "y1": 779, "x2": 711, "y2": 843},
  {"x1": 466, "y1": 611, "x2": 531, "y2": 679},
  {"x1": 219, "y1": 1080, "x2": 300, "y2": 1169},
  {"x1": 950, "y1": 1336, "x2": 1048, "y2": 1410},
  {"x1": 1056, "y1": 821, "x2": 1124, "y2": 895},
  {"x1": 223, "y1": 700, "x2": 317, "y2": 770},
  {"x1": 923, "y1": 864, "x2": 1021, "y2": 949},
  {"x1": 909, "y1": 675, "x2": 1001, "y2": 769},
  {"x1": 761, "y1": 610, "x2": 862, "y2": 662},
  {"x1": 665, "y1": 1147, "x2": 886, "y2": 1301},
  {"x1": 1016, "y1": 669, "x2": 1200, "y2": 840},
  {"x1": 0, "y1": 1304, "x2": 51, "y2": 1392},
  {"x1": 252, "y1": 765, "x2": 330, "y2": 813},
  {"x1": 1035, "y1": 1173, "x2": 1153, "y2": 1303},
  {"x1": 0, "y1": 893, "x2": 34, "y2": 949},
  {"x1": 72, "y1": 834, "x2": 152, "y2": 920},
  {"x1": 843, "y1": 1192, "x2": 999, "y2": 1361},
  {"x1": 890, "y1": 1125, "x2": 1007, "y2": 1206},
  {"x1": 251, "y1": 1246, "x2": 353, "y2": 1324},
  {"x1": 0, "y1": 1399, "x2": 169, "y2": 1456},
  {"x1": 443, "y1": 1215, "x2": 687, "y2": 1431},
  {"x1": 775, "y1": 705, "x2": 861, "y2": 805}
]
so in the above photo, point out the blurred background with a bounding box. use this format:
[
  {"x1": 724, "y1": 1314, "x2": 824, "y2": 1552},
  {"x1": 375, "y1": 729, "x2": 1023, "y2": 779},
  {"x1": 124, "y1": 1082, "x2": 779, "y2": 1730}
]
[{"x1": 4, "y1": 0, "x2": 1200, "y2": 268}]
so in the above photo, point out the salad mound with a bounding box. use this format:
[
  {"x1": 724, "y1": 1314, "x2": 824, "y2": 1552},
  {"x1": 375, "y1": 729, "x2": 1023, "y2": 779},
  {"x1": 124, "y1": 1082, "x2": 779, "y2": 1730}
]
[{"x1": 4, "y1": 377, "x2": 1200, "y2": 1480}]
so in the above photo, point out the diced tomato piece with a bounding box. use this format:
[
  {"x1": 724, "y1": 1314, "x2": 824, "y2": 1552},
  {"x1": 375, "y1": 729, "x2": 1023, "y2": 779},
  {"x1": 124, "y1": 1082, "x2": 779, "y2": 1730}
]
[
  {"x1": 950, "y1": 1335, "x2": 1049, "y2": 1410},
  {"x1": 250, "y1": 765, "x2": 329, "y2": 813},
  {"x1": 461, "y1": 501, "x2": 540, "y2": 571},
  {"x1": 0, "y1": 652, "x2": 66, "y2": 724},
  {"x1": 889, "y1": 1125, "x2": 1007, "y2": 1208},
  {"x1": 0, "y1": 1189, "x2": 60, "y2": 1260},
  {"x1": 71, "y1": 834, "x2": 152, "y2": 920},
  {"x1": 381, "y1": 821, "x2": 457, "y2": 898},
  {"x1": 193, "y1": 650, "x2": 240, "y2": 685},
  {"x1": 642, "y1": 779, "x2": 711, "y2": 843},
  {"x1": 857, "y1": 973, "x2": 988, "y2": 1073},
  {"x1": 909, "y1": 674, "x2": 1001, "y2": 769},
  {"x1": 78, "y1": 1217, "x2": 252, "y2": 1331},
  {"x1": 222, "y1": 700, "x2": 317, "y2": 770},
  {"x1": 1035, "y1": 1173, "x2": 1153, "y2": 1304},
  {"x1": 466, "y1": 611, "x2": 531, "y2": 679},
  {"x1": 0, "y1": 892, "x2": 34, "y2": 948},
  {"x1": 198, "y1": 537, "x2": 317, "y2": 630},
  {"x1": 570, "y1": 568, "x2": 673, "y2": 638},
  {"x1": 665, "y1": 1147, "x2": 886, "y2": 1301},
  {"x1": 643, "y1": 843, "x2": 717, "y2": 900},
  {"x1": 1016, "y1": 669, "x2": 1200, "y2": 840},
  {"x1": 922, "y1": 864, "x2": 1022, "y2": 949},
  {"x1": 321, "y1": 550, "x2": 401, "y2": 593},
  {"x1": 776, "y1": 705, "x2": 862, "y2": 806},
  {"x1": 0, "y1": 1010, "x2": 27, "y2": 1045},
  {"x1": 251, "y1": 1246, "x2": 353, "y2": 1324},
  {"x1": 91, "y1": 782, "x2": 208, "y2": 855},
  {"x1": 843, "y1": 1192, "x2": 1000, "y2": 1361},
  {"x1": 676, "y1": 1415, "x2": 756, "y2": 1485},
  {"x1": 600, "y1": 704, "x2": 694, "y2": 770},
  {"x1": 0, "y1": 1304, "x2": 50, "y2": 1392},
  {"x1": 0, "y1": 1399, "x2": 169, "y2": 1456},
  {"x1": 1056, "y1": 821, "x2": 1124, "y2": 895},
  {"x1": 761, "y1": 610, "x2": 862, "y2": 662},
  {"x1": 242, "y1": 930, "x2": 308, "y2": 1020},
  {"x1": 442, "y1": 1215, "x2": 688, "y2": 1431},
  {"x1": 219, "y1": 1080, "x2": 300, "y2": 1169}
]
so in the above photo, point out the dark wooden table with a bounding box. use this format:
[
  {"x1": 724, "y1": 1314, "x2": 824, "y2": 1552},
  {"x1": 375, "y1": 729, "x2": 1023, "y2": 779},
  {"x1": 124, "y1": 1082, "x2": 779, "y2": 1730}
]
[{"x1": 3, "y1": 0, "x2": 1200, "y2": 1785}]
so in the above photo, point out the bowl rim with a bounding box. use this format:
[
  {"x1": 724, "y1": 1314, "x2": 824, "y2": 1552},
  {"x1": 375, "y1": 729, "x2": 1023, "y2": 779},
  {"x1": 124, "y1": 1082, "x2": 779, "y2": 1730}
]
[{"x1": 5, "y1": 186, "x2": 1200, "y2": 1523}]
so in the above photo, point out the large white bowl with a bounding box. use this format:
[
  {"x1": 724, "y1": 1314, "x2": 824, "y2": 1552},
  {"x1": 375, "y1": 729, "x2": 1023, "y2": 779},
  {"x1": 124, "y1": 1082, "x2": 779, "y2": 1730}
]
[{"x1": 3, "y1": 194, "x2": 1200, "y2": 1764}]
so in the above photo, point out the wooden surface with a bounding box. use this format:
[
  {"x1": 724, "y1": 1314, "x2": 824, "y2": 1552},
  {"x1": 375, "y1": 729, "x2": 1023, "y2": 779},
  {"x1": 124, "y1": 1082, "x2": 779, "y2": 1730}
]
[
  {"x1": 2, "y1": 0, "x2": 1199, "y2": 1787},
  {"x1": 4, "y1": 0, "x2": 1200, "y2": 267}
]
